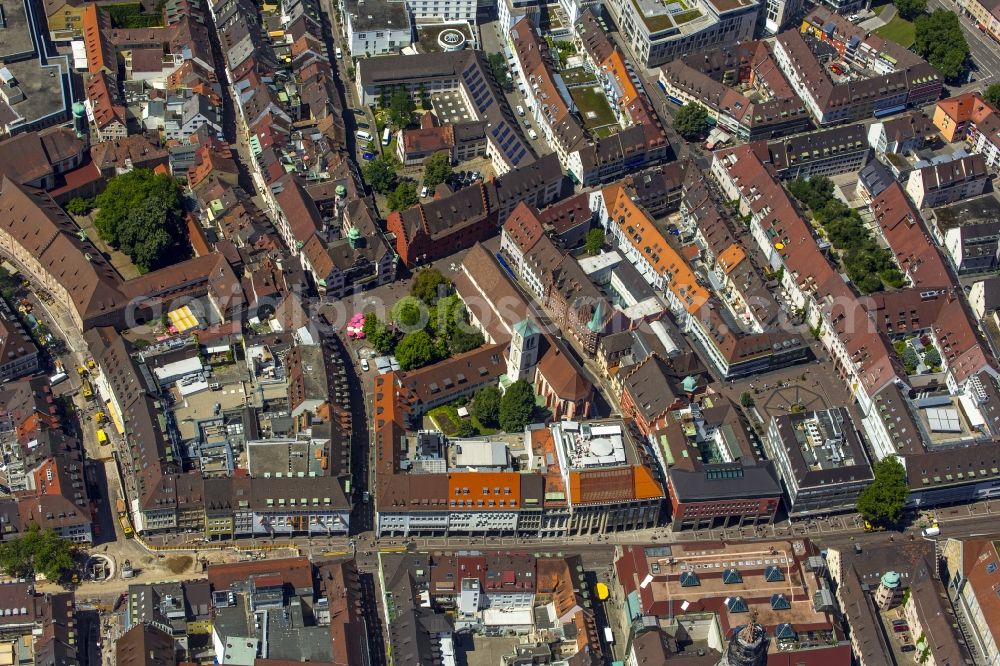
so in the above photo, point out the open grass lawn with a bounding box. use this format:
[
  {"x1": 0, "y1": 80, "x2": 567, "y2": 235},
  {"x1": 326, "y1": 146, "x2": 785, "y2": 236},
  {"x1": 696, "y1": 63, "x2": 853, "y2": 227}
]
[
  {"x1": 591, "y1": 124, "x2": 620, "y2": 139},
  {"x1": 427, "y1": 403, "x2": 498, "y2": 437},
  {"x1": 106, "y1": 3, "x2": 162, "y2": 28},
  {"x1": 875, "y1": 16, "x2": 916, "y2": 48},
  {"x1": 561, "y1": 67, "x2": 596, "y2": 86},
  {"x1": 569, "y1": 86, "x2": 617, "y2": 130},
  {"x1": 428, "y1": 405, "x2": 461, "y2": 436},
  {"x1": 672, "y1": 9, "x2": 702, "y2": 24}
]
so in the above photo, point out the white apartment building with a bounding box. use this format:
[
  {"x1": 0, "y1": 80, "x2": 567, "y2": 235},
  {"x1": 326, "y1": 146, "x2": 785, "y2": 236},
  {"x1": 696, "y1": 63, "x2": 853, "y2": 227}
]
[
  {"x1": 904, "y1": 154, "x2": 989, "y2": 210},
  {"x1": 408, "y1": 0, "x2": 478, "y2": 21},
  {"x1": 968, "y1": 116, "x2": 1000, "y2": 171},
  {"x1": 343, "y1": 0, "x2": 413, "y2": 57},
  {"x1": 763, "y1": 0, "x2": 802, "y2": 34},
  {"x1": 499, "y1": 0, "x2": 543, "y2": 32},
  {"x1": 605, "y1": 0, "x2": 760, "y2": 67}
]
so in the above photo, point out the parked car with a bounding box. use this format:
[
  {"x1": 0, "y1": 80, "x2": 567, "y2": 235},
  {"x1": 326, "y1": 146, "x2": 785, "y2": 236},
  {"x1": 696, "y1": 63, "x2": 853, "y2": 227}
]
[
  {"x1": 360, "y1": 358, "x2": 370, "y2": 372},
  {"x1": 901, "y1": 645, "x2": 915, "y2": 652},
  {"x1": 336, "y1": 47, "x2": 343, "y2": 59},
  {"x1": 523, "y1": 119, "x2": 531, "y2": 128},
  {"x1": 893, "y1": 625, "x2": 909, "y2": 633},
  {"x1": 362, "y1": 151, "x2": 376, "y2": 160},
  {"x1": 516, "y1": 104, "x2": 525, "y2": 116},
  {"x1": 357, "y1": 121, "x2": 371, "y2": 129},
  {"x1": 891, "y1": 620, "x2": 907, "y2": 627},
  {"x1": 528, "y1": 129, "x2": 538, "y2": 140},
  {"x1": 420, "y1": 185, "x2": 429, "y2": 198}
]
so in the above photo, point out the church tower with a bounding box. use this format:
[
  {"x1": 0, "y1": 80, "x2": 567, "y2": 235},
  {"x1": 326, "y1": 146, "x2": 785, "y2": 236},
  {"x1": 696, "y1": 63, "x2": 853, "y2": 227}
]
[{"x1": 507, "y1": 319, "x2": 540, "y2": 380}]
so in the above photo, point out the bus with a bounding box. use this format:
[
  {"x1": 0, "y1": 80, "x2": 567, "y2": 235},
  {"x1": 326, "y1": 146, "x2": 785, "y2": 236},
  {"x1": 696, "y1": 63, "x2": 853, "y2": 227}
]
[{"x1": 382, "y1": 127, "x2": 391, "y2": 146}]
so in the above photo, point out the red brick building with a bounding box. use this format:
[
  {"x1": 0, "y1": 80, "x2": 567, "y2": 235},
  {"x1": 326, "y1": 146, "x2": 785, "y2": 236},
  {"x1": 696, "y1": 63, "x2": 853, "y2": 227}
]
[{"x1": 386, "y1": 181, "x2": 497, "y2": 267}]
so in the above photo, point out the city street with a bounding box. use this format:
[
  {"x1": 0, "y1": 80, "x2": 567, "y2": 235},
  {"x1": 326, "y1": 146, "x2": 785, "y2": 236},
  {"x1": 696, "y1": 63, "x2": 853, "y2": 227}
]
[{"x1": 932, "y1": 0, "x2": 1000, "y2": 89}]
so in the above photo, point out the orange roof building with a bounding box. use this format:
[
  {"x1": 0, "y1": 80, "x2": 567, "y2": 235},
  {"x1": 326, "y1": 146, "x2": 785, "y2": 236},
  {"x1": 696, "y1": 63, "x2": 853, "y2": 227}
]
[
  {"x1": 374, "y1": 361, "x2": 664, "y2": 536},
  {"x1": 933, "y1": 92, "x2": 997, "y2": 142},
  {"x1": 603, "y1": 183, "x2": 709, "y2": 314}
]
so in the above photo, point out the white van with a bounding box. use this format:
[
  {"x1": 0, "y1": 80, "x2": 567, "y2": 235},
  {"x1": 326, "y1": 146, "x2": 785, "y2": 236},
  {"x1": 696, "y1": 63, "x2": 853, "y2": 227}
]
[
  {"x1": 382, "y1": 127, "x2": 392, "y2": 146},
  {"x1": 517, "y1": 104, "x2": 525, "y2": 116},
  {"x1": 356, "y1": 130, "x2": 373, "y2": 142},
  {"x1": 528, "y1": 129, "x2": 538, "y2": 140},
  {"x1": 922, "y1": 525, "x2": 940, "y2": 537}
]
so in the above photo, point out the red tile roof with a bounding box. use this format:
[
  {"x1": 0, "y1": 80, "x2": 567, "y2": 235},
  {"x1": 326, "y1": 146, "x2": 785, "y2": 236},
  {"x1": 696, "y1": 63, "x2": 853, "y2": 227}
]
[{"x1": 207, "y1": 557, "x2": 313, "y2": 592}]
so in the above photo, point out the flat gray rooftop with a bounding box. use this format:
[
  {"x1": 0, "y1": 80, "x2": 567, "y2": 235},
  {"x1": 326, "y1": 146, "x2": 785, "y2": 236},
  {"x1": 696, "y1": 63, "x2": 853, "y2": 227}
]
[
  {"x1": 0, "y1": 0, "x2": 34, "y2": 60},
  {"x1": 933, "y1": 194, "x2": 1000, "y2": 231}
]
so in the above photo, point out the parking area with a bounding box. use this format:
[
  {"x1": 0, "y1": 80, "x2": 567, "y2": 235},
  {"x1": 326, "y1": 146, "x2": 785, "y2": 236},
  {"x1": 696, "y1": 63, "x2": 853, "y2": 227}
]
[{"x1": 882, "y1": 605, "x2": 918, "y2": 660}]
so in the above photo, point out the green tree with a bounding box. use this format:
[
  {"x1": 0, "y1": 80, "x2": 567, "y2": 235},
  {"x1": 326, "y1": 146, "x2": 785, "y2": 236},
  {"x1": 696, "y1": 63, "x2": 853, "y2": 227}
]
[
  {"x1": 674, "y1": 103, "x2": 710, "y2": 140},
  {"x1": 389, "y1": 87, "x2": 416, "y2": 129},
  {"x1": 499, "y1": 380, "x2": 535, "y2": 432},
  {"x1": 449, "y1": 324, "x2": 484, "y2": 354},
  {"x1": 424, "y1": 152, "x2": 453, "y2": 189},
  {"x1": 0, "y1": 526, "x2": 75, "y2": 583},
  {"x1": 362, "y1": 313, "x2": 396, "y2": 355},
  {"x1": 584, "y1": 228, "x2": 604, "y2": 255},
  {"x1": 985, "y1": 83, "x2": 1000, "y2": 109},
  {"x1": 895, "y1": 0, "x2": 927, "y2": 21},
  {"x1": 395, "y1": 330, "x2": 434, "y2": 370},
  {"x1": 387, "y1": 181, "x2": 419, "y2": 212},
  {"x1": 65, "y1": 197, "x2": 92, "y2": 216},
  {"x1": 93, "y1": 169, "x2": 188, "y2": 270},
  {"x1": 411, "y1": 268, "x2": 449, "y2": 304},
  {"x1": 456, "y1": 420, "x2": 477, "y2": 437},
  {"x1": 902, "y1": 345, "x2": 920, "y2": 372},
  {"x1": 487, "y1": 52, "x2": 509, "y2": 89},
  {"x1": 787, "y1": 176, "x2": 902, "y2": 294},
  {"x1": 392, "y1": 296, "x2": 425, "y2": 330},
  {"x1": 923, "y1": 346, "x2": 941, "y2": 368},
  {"x1": 362, "y1": 155, "x2": 398, "y2": 194},
  {"x1": 914, "y1": 10, "x2": 970, "y2": 83},
  {"x1": 117, "y1": 197, "x2": 180, "y2": 273},
  {"x1": 740, "y1": 391, "x2": 755, "y2": 408},
  {"x1": 473, "y1": 385, "x2": 502, "y2": 427},
  {"x1": 857, "y1": 457, "x2": 909, "y2": 528}
]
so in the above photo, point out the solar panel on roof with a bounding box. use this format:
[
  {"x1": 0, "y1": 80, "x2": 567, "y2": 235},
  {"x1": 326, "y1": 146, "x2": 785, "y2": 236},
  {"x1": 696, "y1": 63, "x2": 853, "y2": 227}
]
[
  {"x1": 726, "y1": 597, "x2": 748, "y2": 613},
  {"x1": 764, "y1": 565, "x2": 785, "y2": 582},
  {"x1": 723, "y1": 568, "x2": 742, "y2": 584},
  {"x1": 771, "y1": 593, "x2": 791, "y2": 610}
]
